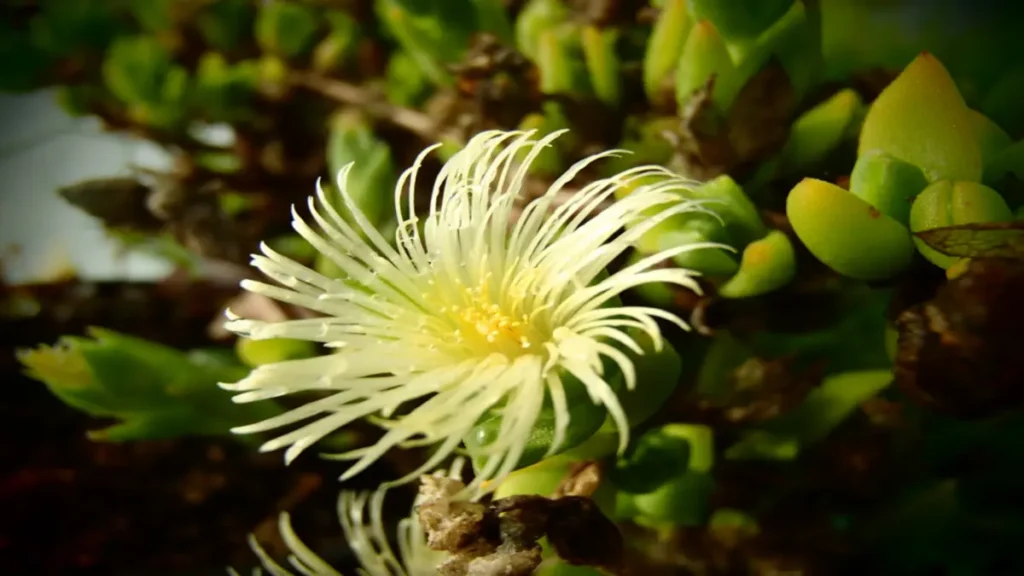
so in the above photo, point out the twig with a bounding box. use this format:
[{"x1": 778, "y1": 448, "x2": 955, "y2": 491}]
[{"x1": 290, "y1": 71, "x2": 464, "y2": 145}]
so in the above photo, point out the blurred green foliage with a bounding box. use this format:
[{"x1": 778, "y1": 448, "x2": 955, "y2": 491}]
[
  {"x1": 19, "y1": 328, "x2": 282, "y2": 442},
  {"x1": 6, "y1": 1, "x2": 1024, "y2": 573}
]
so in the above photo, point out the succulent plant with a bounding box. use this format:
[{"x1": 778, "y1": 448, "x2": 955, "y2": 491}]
[{"x1": 7, "y1": 1, "x2": 1024, "y2": 574}]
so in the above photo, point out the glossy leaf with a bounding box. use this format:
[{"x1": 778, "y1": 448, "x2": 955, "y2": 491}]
[
  {"x1": 385, "y1": 50, "x2": 432, "y2": 107},
  {"x1": 470, "y1": 0, "x2": 514, "y2": 43},
  {"x1": 516, "y1": 108, "x2": 569, "y2": 176},
  {"x1": 493, "y1": 443, "x2": 617, "y2": 515},
  {"x1": 725, "y1": 430, "x2": 799, "y2": 461},
  {"x1": 126, "y1": 0, "x2": 175, "y2": 32}
]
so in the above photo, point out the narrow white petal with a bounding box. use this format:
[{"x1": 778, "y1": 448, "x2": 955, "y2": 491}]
[{"x1": 224, "y1": 129, "x2": 717, "y2": 492}]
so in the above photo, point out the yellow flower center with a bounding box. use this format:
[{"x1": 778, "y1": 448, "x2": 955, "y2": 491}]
[
  {"x1": 456, "y1": 300, "x2": 532, "y2": 350},
  {"x1": 430, "y1": 272, "x2": 540, "y2": 357}
]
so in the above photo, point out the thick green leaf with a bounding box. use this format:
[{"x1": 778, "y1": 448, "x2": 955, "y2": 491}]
[
  {"x1": 377, "y1": 0, "x2": 478, "y2": 86},
  {"x1": 778, "y1": 88, "x2": 863, "y2": 174},
  {"x1": 688, "y1": 0, "x2": 793, "y2": 40},
  {"x1": 787, "y1": 177, "x2": 915, "y2": 280},
  {"x1": 617, "y1": 331, "x2": 682, "y2": 426},
  {"x1": 326, "y1": 111, "x2": 399, "y2": 230},
  {"x1": 385, "y1": 50, "x2": 433, "y2": 107},
  {"x1": 849, "y1": 150, "x2": 930, "y2": 227},
  {"x1": 718, "y1": 230, "x2": 797, "y2": 299},
  {"x1": 611, "y1": 425, "x2": 692, "y2": 494},
  {"x1": 643, "y1": 0, "x2": 690, "y2": 100},
  {"x1": 102, "y1": 36, "x2": 176, "y2": 105},
  {"x1": 909, "y1": 180, "x2": 1013, "y2": 269},
  {"x1": 18, "y1": 328, "x2": 281, "y2": 443},
  {"x1": 465, "y1": 367, "x2": 615, "y2": 472},
  {"x1": 859, "y1": 52, "x2": 983, "y2": 183},
  {"x1": 515, "y1": 0, "x2": 570, "y2": 62},
  {"x1": 581, "y1": 26, "x2": 621, "y2": 106},
  {"x1": 763, "y1": 369, "x2": 893, "y2": 443},
  {"x1": 194, "y1": 52, "x2": 260, "y2": 122},
  {"x1": 126, "y1": 0, "x2": 176, "y2": 32},
  {"x1": 255, "y1": 1, "x2": 321, "y2": 58},
  {"x1": 632, "y1": 471, "x2": 715, "y2": 526}
]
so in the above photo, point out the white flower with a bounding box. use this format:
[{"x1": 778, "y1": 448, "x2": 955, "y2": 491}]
[
  {"x1": 232, "y1": 465, "x2": 459, "y2": 576},
  {"x1": 221, "y1": 129, "x2": 716, "y2": 490}
]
